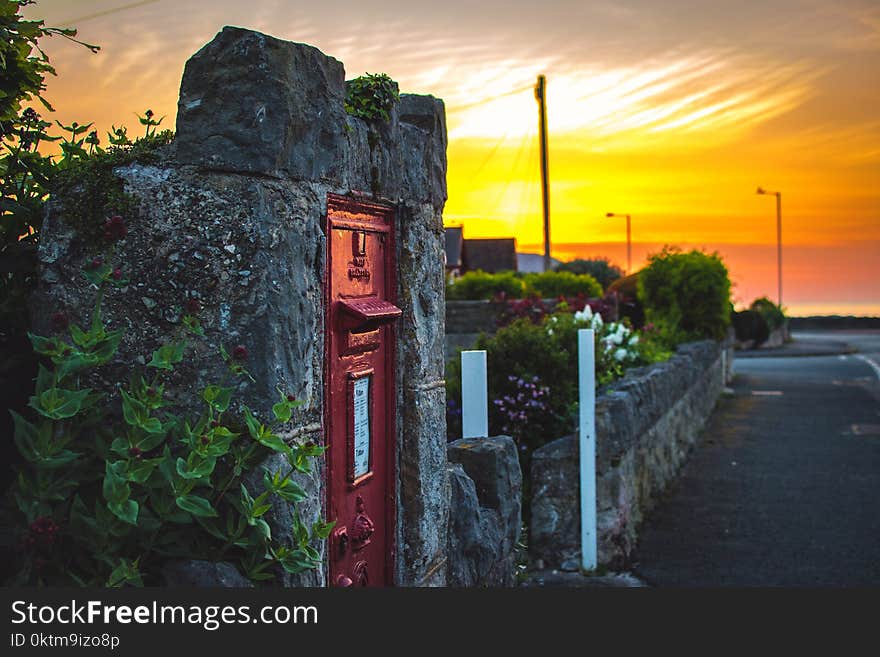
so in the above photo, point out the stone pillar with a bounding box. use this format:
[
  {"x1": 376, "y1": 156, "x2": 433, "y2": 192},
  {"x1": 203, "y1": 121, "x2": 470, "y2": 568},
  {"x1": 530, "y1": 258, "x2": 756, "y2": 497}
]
[{"x1": 31, "y1": 27, "x2": 448, "y2": 586}]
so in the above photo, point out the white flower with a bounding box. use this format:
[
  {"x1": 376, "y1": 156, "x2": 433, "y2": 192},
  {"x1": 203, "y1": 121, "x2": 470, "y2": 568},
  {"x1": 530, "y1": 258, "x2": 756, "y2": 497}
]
[
  {"x1": 614, "y1": 347, "x2": 628, "y2": 362},
  {"x1": 547, "y1": 328, "x2": 554, "y2": 336},
  {"x1": 591, "y1": 314, "x2": 603, "y2": 330},
  {"x1": 609, "y1": 332, "x2": 624, "y2": 345},
  {"x1": 630, "y1": 335, "x2": 639, "y2": 345},
  {"x1": 574, "y1": 306, "x2": 593, "y2": 323}
]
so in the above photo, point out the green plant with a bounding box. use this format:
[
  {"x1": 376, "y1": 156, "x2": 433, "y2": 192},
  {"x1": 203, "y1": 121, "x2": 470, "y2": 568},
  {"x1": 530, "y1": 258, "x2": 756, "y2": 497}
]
[
  {"x1": 344, "y1": 73, "x2": 399, "y2": 122},
  {"x1": 731, "y1": 309, "x2": 769, "y2": 346},
  {"x1": 1, "y1": 0, "x2": 100, "y2": 495},
  {"x1": 750, "y1": 296, "x2": 786, "y2": 330},
  {"x1": 522, "y1": 270, "x2": 602, "y2": 299},
  {"x1": 445, "y1": 270, "x2": 525, "y2": 300},
  {"x1": 7, "y1": 244, "x2": 331, "y2": 586},
  {"x1": 637, "y1": 247, "x2": 732, "y2": 345},
  {"x1": 554, "y1": 257, "x2": 623, "y2": 290}
]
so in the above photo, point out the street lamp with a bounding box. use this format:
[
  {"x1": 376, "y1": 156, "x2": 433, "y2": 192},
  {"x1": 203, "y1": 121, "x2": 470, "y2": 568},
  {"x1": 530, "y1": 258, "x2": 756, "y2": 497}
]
[
  {"x1": 756, "y1": 186, "x2": 782, "y2": 307},
  {"x1": 605, "y1": 212, "x2": 631, "y2": 275}
]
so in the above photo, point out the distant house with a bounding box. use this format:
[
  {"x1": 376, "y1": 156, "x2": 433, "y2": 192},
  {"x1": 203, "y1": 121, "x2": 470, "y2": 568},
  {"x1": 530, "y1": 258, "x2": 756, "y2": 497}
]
[
  {"x1": 515, "y1": 252, "x2": 562, "y2": 273},
  {"x1": 444, "y1": 226, "x2": 519, "y2": 276},
  {"x1": 463, "y1": 238, "x2": 518, "y2": 273}
]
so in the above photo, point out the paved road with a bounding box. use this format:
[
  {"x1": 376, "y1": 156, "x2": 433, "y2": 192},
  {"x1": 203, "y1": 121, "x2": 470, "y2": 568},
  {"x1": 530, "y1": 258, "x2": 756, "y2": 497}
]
[{"x1": 633, "y1": 331, "x2": 880, "y2": 587}]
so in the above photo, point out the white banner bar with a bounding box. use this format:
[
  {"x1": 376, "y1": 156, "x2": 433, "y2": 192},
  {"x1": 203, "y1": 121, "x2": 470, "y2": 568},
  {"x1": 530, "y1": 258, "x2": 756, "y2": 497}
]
[
  {"x1": 461, "y1": 350, "x2": 488, "y2": 439},
  {"x1": 578, "y1": 329, "x2": 597, "y2": 570}
]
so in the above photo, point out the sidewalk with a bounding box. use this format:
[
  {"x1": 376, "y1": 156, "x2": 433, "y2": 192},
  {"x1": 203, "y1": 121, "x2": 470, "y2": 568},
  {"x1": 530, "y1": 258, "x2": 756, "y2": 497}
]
[{"x1": 734, "y1": 333, "x2": 858, "y2": 358}]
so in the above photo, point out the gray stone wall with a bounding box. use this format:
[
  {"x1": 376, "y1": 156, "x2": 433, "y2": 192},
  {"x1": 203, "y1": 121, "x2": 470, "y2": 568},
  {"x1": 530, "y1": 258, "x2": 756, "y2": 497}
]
[
  {"x1": 31, "y1": 27, "x2": 447, "y2": 586},
  {"x1": 530, "y1": 340, "x2": 726, "y2": 570},
  {"x1": 447, "y1": 436, "x2": 522, "y2": 587}
]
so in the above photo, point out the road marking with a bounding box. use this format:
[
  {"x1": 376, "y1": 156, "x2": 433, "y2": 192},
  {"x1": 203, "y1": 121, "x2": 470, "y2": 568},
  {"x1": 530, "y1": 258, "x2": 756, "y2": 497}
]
[
  {"x1": 854, "y1": 354, "x2": 880, "y2": 382},
  {"x1": 751, "y1": 390, "x2": 784, "y2": 396}
]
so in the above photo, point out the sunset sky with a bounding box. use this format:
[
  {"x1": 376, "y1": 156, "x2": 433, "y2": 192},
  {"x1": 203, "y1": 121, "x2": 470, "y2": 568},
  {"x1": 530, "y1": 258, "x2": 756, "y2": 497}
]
[{"x1": 23, "y1": 0, "x2": 880, "y2": 315}]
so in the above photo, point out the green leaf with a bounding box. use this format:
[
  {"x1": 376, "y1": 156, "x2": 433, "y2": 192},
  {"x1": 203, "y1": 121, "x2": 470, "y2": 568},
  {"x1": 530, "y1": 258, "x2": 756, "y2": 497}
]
[
  {"x1": 147, "y1": 341, "x2": 186, "y2": 370},
  {"x1": 136, "y1": 430, "x2": 168, "y2": 452},
  {"x1": 182, "y1": 315, "x2": 204, "y2": 336},
  {"x1": 275, "y1": 479, "x2": 307, "y2": 503},
  {"x1": 34, "y1": 364, "x2": 53, "y2": 395},
  {"x1": 175, "y1": 456, "x2": 216, "y2": 480},
  {"x1": 175, "y1": 494, "x2": 218, "y2": 517},
  {"x1": 30, "y1": 386, "x2": 92, "y2": 420},
  {"x1": 10, "y1": 411, "x2": 40, "y2": 462},
  {"x1": 38, "y1": 449, "x2": 81, "y2": 469},
  {"x1": 202, "y1": 385, "x2": 233, "y2": 412},
  {"x1": 312, "y1": 519, "x2": 336, "y2": 540},
  {"x1": 69, "y1": 323, "x2": 91, "y2": 347},
  {"x1": 272, "y1": 401, "x2": 292, "y2": 423},
  {"x1": 28, "y1": 332, "x2": 63, "y2": 357},
  {"x1": 103, "y1": 460, "x2": 130, "y2": 506},
  {"x1": 127, "y1": 458, "x2": 160, "y2": 484},
  {"x1": 108, "y1": 498, "x2": 139, "y2": 525},
  {"x1": 90, "y1": 329, "x2": 123, "y2": 363}
]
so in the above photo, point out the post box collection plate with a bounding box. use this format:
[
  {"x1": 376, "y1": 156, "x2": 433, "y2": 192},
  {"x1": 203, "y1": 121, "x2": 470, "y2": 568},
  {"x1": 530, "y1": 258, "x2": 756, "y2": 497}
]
[{"x1": 325, "y1": 194, "x2": 398, "y2": 587}]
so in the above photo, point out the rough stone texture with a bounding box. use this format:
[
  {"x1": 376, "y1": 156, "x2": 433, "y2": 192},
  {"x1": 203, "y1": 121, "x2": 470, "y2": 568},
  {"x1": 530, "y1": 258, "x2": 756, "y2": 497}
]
[
  {"x1": 446, "y1": 436, "x2": 522, "y2": 586},
  {"x1": 446, "y1": 464, "x2": 506, "y2": 587},
  {"x1": 530, "y1": 340, "x2": 725, "y2": 570},
  {"x1": 31, "y1": 28, "x2": 448, "y2": 587},
  {"x1": 161, "y1": 560, "x2": 254, "y2": 587}
]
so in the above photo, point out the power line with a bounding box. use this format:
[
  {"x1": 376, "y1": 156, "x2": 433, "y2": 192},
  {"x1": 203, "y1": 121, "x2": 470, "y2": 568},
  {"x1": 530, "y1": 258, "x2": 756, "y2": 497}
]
[
  {"x1": 445, "y1": 84, "x2": 535, "y2": 115},
  {"x1": 61, "y1": 0, "x2": 163, "y2": 26}
]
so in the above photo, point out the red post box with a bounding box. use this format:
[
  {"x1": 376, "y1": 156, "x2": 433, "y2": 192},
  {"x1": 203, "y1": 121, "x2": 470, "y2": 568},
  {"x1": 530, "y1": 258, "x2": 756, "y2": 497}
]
[{"x1": 325, "y1": 194, "x2": 399, "y2": 587}]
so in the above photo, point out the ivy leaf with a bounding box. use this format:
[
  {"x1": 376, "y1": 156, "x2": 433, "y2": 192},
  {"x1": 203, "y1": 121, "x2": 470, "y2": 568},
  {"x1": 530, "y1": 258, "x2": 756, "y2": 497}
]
[{"x1": 175, "y1": 494, "x2": 218, "y2": 517}]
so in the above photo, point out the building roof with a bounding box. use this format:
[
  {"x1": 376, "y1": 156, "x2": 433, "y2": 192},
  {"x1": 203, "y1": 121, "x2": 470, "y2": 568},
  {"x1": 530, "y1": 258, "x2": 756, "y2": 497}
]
[
  {"x1": 516, "y1": 252, "x2": 562, "y2": 273},
  {"x1": 444, "y1": 226, "x2": 463, "y2": 269},
  {"x1": 463, "y1": 238, "x2": 518, "y2": 273}
]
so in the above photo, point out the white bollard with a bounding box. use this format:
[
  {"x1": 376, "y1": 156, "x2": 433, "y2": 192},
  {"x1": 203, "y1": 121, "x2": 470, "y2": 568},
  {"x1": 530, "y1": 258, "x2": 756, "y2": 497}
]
[
  {"x1": 461, "y1": 350, "x2": 488, "y2": 439},
  {"x1": 578, "y1": 329, "x2": 597, "y2": 570}
]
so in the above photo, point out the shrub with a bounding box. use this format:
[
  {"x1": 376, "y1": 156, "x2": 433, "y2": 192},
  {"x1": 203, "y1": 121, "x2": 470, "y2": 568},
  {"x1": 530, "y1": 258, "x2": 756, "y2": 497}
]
[
  {"x1": 555, "y1": 257, "x2": 623, "y2": 289},
  {"x1": 750, "y1": 297, "x2": 786, "y2": 330},
  {"x1": 445, "y1": 307, "x2": 669, "y2": 456},
  {"x1": 445, "y1": 270, "x2": 524, "y2": 300},
  {"x1": 732, "y1": 309, "x2": 770, "y2": 346},
  {"x1": 637, "y1": 247, "x2": 731, "y2": 345},
  {"x1": 606, "y1": 272, "x2": 645, "y2": 329},
  {"x1": 522, "y1": 270, "x2": 602, "y2": 299}
]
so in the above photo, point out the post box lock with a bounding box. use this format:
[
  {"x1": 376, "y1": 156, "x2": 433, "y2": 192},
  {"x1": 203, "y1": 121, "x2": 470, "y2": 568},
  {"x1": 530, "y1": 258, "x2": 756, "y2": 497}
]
[{"x1": 351, "y1": 496, "x2": 375, "y2": 548}]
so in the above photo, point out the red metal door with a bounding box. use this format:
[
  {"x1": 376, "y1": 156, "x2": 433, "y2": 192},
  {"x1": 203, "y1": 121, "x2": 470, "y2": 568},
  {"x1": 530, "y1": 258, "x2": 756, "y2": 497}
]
[{"x1": 325, "y1": 195, "x2": 398, "y2": 587}]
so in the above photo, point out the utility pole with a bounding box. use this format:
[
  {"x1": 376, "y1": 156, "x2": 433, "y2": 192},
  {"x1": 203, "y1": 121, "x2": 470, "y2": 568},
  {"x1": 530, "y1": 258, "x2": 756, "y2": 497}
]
[
  {"x1": 535, "y1": 75, "x2": 551, "y2": 272},
  {"x1": 757, "y1": 186, "x2": 783, "y2": 307}
]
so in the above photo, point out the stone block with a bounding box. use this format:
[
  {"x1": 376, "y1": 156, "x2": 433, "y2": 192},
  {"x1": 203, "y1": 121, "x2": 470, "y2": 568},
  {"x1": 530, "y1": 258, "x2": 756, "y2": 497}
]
[{"x1": 447, "y1": 435, "x2": 522, "y2": 550}]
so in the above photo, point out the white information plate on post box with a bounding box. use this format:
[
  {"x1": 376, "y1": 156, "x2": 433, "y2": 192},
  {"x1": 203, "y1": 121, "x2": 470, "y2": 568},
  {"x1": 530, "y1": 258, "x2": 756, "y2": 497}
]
[{"x1": 352, "y1": 375, "x2": 371, "y2": 479}]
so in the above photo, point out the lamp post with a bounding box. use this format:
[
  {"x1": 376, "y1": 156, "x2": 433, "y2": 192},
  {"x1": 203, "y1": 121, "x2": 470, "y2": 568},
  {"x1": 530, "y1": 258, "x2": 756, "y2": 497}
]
[
  {"x1": 605, "y1": 212, "x2": 631, "y2": 275},
  {"x1": 756, "y1": 187, "x2": 782, "y2": 307}
]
